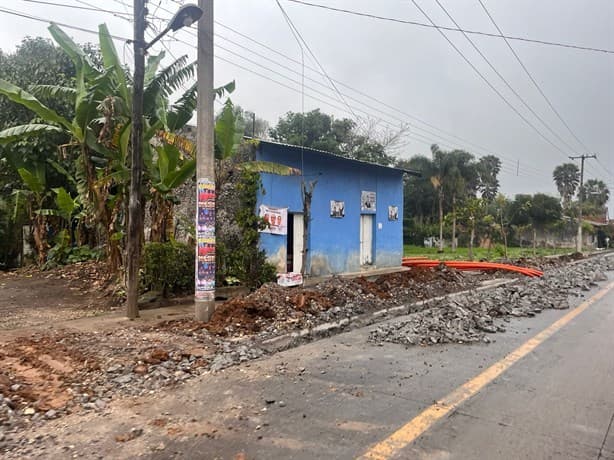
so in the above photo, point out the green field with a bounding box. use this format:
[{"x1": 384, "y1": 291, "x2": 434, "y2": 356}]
[{"x1": 403, "y1": 245, "x2": 574, "y2": 260}]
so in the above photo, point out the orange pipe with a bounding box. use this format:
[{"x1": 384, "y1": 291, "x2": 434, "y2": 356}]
[{"x1": 401, "y1": 258, "x2": 543, "y2": 277}]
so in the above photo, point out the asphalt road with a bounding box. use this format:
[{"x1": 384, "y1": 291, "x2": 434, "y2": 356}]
[{"x1": 22, "y1": 277, "x2": 614, "y2": 460}]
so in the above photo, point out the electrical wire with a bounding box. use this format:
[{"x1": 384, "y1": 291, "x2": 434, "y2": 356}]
[
  {"x1": 275, "y1": 0, "x2": 360, "y2": 124},
  {"x1": 66, "y1": 0, "x2": 555, "y2": 177},
  {"x1": 477, "y1": 0, "x2": 592, "y2": 154},
  {"x1": 20, "y1": 0, "x2": 130, "y2": 17},
  {"x1": 408, "y1": 0, "x2": 574, "y2": 163},
  {"x1": 0, "y1": 6, "x2": 130, "y2": 41},
  {"x1": 433, "y1": 0, "x2": 580, "y2": 157},
  {"x1": 0, "y1": 2, "x2": 581, "y2": 182},
  {"x1": 285, "y1": 0, "x2": 614, "y2": 55}
]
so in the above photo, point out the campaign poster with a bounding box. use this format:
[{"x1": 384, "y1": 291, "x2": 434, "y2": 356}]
[
  {"x1": 361, "y1": 191, "x2": 376, "y2": 212},
  {"x1": 259, "y1": 205, "x2": 288, "y2": 235},
  {"x1": 197, "y1": 179, "x2": 216, "y2": 233},
  {"x1": 388, "y1": 205, "x2": 399, "y2": 221},
  {"x1": 330, "y1": 200, "x2": 345, "y2": 218},
  {"x1": 196, "y1": 178, "x2": 215, "y2": 297}
]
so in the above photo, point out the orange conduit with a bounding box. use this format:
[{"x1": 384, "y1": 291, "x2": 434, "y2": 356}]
[{"x1": 402, "y1": 258, "x2": 543, "y2": 277}]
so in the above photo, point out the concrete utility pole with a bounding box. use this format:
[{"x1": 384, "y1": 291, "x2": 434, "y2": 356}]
[
  {"x1": 126, "y1": 0, "x2": 146, "y2": 319},
  {"x1": 569, "y1": 154, "x2": 597, "y2": 253},
  {"x1": 195, "y1": 0, "x2": 216, "y2": 321}
]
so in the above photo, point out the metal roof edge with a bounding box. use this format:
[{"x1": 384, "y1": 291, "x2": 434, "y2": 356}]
[{"x1": 247, "y1": 137, "x2": 421, "y2": 177}]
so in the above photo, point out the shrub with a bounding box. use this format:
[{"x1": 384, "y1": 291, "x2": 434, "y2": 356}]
[{"x1": 142, "y1": 241, "x2": 194, "y2": 296}]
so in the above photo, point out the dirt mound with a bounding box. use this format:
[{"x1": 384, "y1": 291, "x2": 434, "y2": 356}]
[
  {"x1": 206, "y1": 283, "x2": 334, "y2": 336},
  {"x1": 205, "y1": 267, "x2": 488, "y2": 337}
]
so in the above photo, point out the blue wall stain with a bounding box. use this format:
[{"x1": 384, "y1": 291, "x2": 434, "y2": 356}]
[{"x1": 256, "y1": 141, "x2": 404, "y2": 275}]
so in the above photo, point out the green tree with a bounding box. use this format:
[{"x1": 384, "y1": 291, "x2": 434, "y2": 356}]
[
  {"x1": 476, "y1": 155, "x2": 501, "y2": 202},
  {"x1": 457, "y1": 197, "x2": 486, "y2": 260},
  {"x1": 0, "y1": 24, "x2": 207, "y2": 271},
  {"x1": 579, "y1": 179, "x2": 609, "y2": 217},
  {"x1": 270, "y1": 109, "x2": 396, "y2": 166},
  {"x1": 553, "y1": 163, "x2": 580, "y2": 209},
  {"x1": 430, "y1": 145, "x2": 479, "y2": 251},
  {"x1": 509, "y1": 193, "x2": 561, "y2": 254}
]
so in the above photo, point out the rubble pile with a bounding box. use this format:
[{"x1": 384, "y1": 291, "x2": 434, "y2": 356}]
[
  {"x1": 0, "y1": 327, "x2": 249, "y2": 435},
  {"x1": 207, "y1": 267, "x2": 486, "y2": 337},
  {"x1": 369, "y1": 256, "x2": 613, "y2": 347}
]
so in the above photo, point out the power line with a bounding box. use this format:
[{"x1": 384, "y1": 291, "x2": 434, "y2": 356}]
[
  {"x1": 62, "y1": 0, "x2": 555, "y2": 176},
  {"x1": 286, "y1": 0, "x2": 614, "y2": 55},
  {"x1": 0, "y1": 6, "x2": 130, "y2": 41},
  {"x1": 408, "y1": 0, "x2": 574, "y2": 162},
  {"x1": 275, "y1": 0, "x2": 360, "y2": 123},
  {"x1": 20, "y1": 0, "x2": 130, "y2": 16},
  {"x1": 433, "y1": 0, "x2": 579, "y2": 157},
  {"x1": 179, "y1": 26, "x2": 546, "y2": 177},
  {"x1": 0, "y1": 2, "x2": 568, "y2": 181},
  {"x1": 477, "y1": 0, "x2": 591, "y2": 154}
]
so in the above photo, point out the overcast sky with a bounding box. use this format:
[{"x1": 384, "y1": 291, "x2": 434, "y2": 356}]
[{"x1": 1, "y1": 0, "x2": 613, "y2": 205}]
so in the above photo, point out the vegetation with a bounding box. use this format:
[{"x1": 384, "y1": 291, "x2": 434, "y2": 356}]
[
  {"x1": 0, "y1": 26, "x2": 610, "y2": 298},
  {"x1": 404, "y1": 245, "x2": 573, "y2": 260},
  {"x1": 142, "y1": 241, "x2": 193, "y2": 296}
]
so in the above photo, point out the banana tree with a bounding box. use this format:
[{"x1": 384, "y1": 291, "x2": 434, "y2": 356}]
[
  {"x1": 0, "y1": 24, "x2": 206, "y2": 271},
  {"x1": 0, "y1": 24, "x2": 128, "y2": 271},
  {"x1": 147, "y1": 143, "x2": 195, "y2": 242},
  {"x1": 13, "y1": 163, "x2": 51, "y2": 264}
]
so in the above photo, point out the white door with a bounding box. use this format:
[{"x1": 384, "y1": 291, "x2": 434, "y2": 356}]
[
  {"x1": 293, "y1": 213, "x2": 304, "y2": 273},
  {"x1": 360, "y1": 214, "x2": 373, "y2": 265}
]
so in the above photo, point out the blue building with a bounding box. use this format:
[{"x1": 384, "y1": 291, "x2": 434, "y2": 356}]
[{"x1": 255, "y1": 140, "x2": 419, "y2": 276}]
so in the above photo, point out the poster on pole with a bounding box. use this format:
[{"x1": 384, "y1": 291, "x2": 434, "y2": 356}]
[
  {"x1": 196, "y1": 178, "x2": 215, "y2": 300},
  {"x1": 259, "y1": 205, "x2": 288, "y2": 235}
]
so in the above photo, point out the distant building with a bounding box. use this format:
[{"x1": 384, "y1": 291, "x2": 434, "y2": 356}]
[{"x1": 255, "y1": 140, "x2": 419, "y2": 276}]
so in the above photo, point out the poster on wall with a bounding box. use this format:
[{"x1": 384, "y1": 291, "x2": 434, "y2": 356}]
[
  {"x1": 388, "y1": 205, "x2": 399, "y2": 221},
  {"x1": 196, "y1": 178, "x2": 215, "y2": 300},
  {"x1": 259, "y1": 205, "x2": 288, "y2": 235},
  {"x1": 330, "y1": 200, "x2": 345, "y2": 218},
  {"x1": 361, "y1": 191, "x2": 376, "y2": 211}
]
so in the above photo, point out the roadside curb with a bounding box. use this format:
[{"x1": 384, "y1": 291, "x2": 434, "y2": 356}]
[{"x1": 258, "y1": 277, "x2": 520, "y2": 353}]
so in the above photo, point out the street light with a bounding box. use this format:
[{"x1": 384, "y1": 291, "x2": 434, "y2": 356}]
[
  {"x1": 126, "y1": 2, "x2": 203, "y2": 319},
  {"x1": 145, "y1": 4, "x2": 203, "y2": 50}
]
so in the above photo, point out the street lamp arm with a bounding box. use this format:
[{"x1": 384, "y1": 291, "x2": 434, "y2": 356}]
[{"x1": 144, "y1": 4, "x2": 203, "y2": 51}]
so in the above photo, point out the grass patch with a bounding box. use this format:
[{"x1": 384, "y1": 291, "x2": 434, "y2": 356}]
[{"x1": 403, "y1": 245, "x2": 573, "y2": 260}]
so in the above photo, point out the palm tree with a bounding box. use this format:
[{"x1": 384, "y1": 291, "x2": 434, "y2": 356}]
[{"x1": 552, "y1": 163, "x2": 580, "y2": 209}]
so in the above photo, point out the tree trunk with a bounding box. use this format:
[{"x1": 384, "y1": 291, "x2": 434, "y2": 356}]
[
  {"x1": 451, "y1": 194, "x2": 457, "y2": 252},
  {"x1": 499, "y1": 211, "x2": 508, "y2": 259},
  {"x1": 533, "y1": 227, "x2": 537, "y2": 256},
  {"x1": 80, "y1": 145, "x2": 120, "y2": 272},
  {"x1": 301, "y1": 180, "x2": 317, "y2": 275},
  {"x1": 468, "y1": 222, "x2": 475, "y2": 261},
  {"x1": 32, "y1": 212, "x2": 48, "y2": 265},
  {"x1": 438, "y1": 190, "x2": 444, "y2": 253}
]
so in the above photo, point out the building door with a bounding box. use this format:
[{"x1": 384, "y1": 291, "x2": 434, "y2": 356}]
[
  {"x1": 360, "y1": 214, "x2": 373, "y2": 265},
  {"x1": 288, "y1": 213, "x2": 304, "y2": 273}
]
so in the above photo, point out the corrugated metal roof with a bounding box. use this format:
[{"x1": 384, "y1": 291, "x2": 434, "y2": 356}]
[{"x1": 251, "y1": 138, "x2": 421, "y2": 177}]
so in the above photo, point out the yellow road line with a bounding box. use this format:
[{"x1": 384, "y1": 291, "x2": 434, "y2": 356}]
[{"x1": 358, "y1": 280, "x2": 614, "y2": 460}]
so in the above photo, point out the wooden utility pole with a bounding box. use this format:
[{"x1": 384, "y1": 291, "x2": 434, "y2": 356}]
[
  {"x1": 569, "y1": 154, "x2": 596, "y2": 253},
  {"x1": 126, "y1": 0, "x2": 146, "y2": 319},
  {"x1": 195, "y1": 0, "x2": 216, "y2": 321}
]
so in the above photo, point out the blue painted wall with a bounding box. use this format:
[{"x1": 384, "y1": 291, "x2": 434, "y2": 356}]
[{"x1": 256, "y1": 141, "x2": 404, "y2": 276}]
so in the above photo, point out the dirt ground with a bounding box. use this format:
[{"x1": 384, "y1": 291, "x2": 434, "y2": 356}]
[
  {"x1": 0, "y1": 261, "x2": 121, "y2": 330},
  {"x1": 0, "y1": 258, "x2": 558, "y2": 446}
]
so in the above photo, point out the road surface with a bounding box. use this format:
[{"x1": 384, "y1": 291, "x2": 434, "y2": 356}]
[{"x1": 18, "y1": 279, "x2": 614, "y2": 460}]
